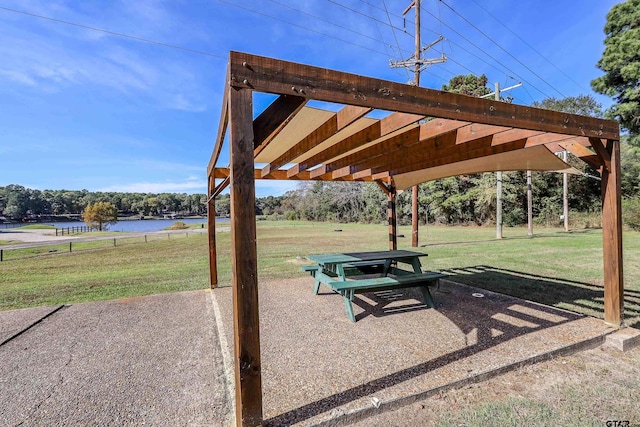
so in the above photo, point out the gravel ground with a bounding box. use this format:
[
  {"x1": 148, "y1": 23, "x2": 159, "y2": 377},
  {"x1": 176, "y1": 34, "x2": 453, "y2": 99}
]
[
  {"x1": 214, "y1": 277, "x2": 613, "y2": 426},
  {"x1": 0, "y1": 290, "x2": 231, "y2": 426}
]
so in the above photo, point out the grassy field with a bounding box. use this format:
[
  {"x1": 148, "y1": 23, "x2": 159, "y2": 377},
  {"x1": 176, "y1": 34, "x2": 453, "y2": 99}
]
[{"x1": 1, "y1": 221, "x2": 639, "y2": 326}]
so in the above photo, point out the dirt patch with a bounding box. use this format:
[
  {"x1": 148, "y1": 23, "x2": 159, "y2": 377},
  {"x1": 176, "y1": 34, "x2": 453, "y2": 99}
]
[{"x1": 354, "y1": 344, "x2": 640, "y2": 426}]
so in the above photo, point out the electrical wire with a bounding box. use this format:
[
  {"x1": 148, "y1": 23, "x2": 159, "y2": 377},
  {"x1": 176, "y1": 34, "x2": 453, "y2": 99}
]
[
  {"x1": 353, "y1": 0, "x2": 552, "y2": 98},
  {"x1": 218, "y1": 0, "x2": 389, "y2": 57},
  {"x1": 438, "y1": 0, "x2": 565, "y2": 98},
  {"x1": 467, "y1": 0, "x2": 589, "y2": 93},
  {"x1": 0, "y1": 5, "x2": 227, "y2": 60}
]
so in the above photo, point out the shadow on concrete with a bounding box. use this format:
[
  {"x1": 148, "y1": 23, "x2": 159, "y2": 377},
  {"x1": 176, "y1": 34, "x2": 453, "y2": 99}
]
[
  {"x1": 439, "y1": 265, "x2": 640, "y2": 329},
  {"x1": 264, "y1": 267, "x2": 610, "y2": 426}
]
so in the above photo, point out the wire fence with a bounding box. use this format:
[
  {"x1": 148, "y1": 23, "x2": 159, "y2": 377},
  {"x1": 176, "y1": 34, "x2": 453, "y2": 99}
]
[{"x1": 0, "y1": 231, "x2": 204, "y2": 262}]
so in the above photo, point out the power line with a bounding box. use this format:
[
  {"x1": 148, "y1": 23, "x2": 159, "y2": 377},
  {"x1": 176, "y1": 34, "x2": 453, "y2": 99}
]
[
  {"x1": 438, "y1": 0, "x2": 565, "y2": 98},
  {"x1": 419, "y1": 4, "x2": 554, "y2": 99},
  {"x1": 467, "y1": 0, "x2": 589, "y2": 93},
  {"x1": 265, "y1": 0, "x2": 388, "y2": 49},
  {"x1": 354, "y1": 0, "x2": 552, "y2": 99},
  {"x1": 218, "y1": 0, "x2": 390, "y2": 57},
  {"x1": 0, "y1": 5, "x2": 227, "y2": 60}
]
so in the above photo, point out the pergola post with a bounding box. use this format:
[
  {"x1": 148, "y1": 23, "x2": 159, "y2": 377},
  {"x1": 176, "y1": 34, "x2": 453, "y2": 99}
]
[
  {"x1": 601, "y1": 139, "x2": 624, "y2": 326},
  {"x1": 207, "y1": 175, "x2": 218, "y2": 289},
  {"x1": 229, "y1": 86, "x2": 263, "y2": 426},
  {"x1": 388, "y1": 183, "x2": 397, "y2": 250}
]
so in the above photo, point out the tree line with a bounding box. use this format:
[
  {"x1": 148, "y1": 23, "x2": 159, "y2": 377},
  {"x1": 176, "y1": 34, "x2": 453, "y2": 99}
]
[
  {"x1": 0, "y1": 186, "x2": 208, "y2": 220},
  {"x1": 3, "y1": 1, "x2": 639, "y2": 230}
]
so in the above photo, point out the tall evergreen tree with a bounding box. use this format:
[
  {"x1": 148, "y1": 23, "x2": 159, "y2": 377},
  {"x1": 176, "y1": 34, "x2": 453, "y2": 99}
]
[{"x1": 591, "y1": 0, "x2": 640, "y2": 145}]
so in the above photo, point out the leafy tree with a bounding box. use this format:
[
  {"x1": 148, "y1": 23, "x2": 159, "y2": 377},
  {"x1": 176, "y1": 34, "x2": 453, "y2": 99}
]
[
  {"x1": 591, "y1": 0, "x2": 640, "y2": 146},
  {"x1": 83, "y1": 202, "x2": 118, "y2": 231},
  {"x1": 442, "y1": 74, "x2": 491, "y2": 97},
  {"x1": 531, "y1": 95, "x2": 603, "y2": 118}
]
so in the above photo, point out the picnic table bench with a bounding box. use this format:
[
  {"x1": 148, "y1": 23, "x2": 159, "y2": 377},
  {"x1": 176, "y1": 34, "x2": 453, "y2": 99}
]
[{"x1": 302, "y1": 250, "x2": 447, "y2": 322}]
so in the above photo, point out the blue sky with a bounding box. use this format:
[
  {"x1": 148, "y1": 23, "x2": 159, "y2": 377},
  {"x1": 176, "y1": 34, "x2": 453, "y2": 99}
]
[{"x1": 0, "y1": 0, "x2": 619, "y2": 197}]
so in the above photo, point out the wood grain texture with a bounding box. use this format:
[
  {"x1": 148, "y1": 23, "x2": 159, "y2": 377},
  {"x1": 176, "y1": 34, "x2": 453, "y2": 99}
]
[
  {"x1": 253, "y1": 94, "x2": 306, "y2": 157},
  {"x1": 601, "y1": 139, "x2": 624, "y2": 326},
  {"x1": 207, "y1": 175, "x2": 218, "y2": 289},
  {"x1": 229, "y1": 51, "x2": 619, "y2": 140},
  {"x1": 207, "y1": 70, "x2": 230, "y2": 176},
  {"x1": 229, "y1": 87, "x2": 263, "y2": 426}
]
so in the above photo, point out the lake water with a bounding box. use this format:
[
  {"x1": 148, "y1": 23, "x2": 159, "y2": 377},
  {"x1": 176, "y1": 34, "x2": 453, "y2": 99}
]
[{"x1": 41, "y1": 218, "x2": 230, "y2": 233}]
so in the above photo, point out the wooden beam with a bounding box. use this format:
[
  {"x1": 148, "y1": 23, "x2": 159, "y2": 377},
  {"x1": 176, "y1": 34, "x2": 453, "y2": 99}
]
[
  {"x1": 261, "y1": 105, "x2": 370, "y2": 177},
  {"x1": 601, "y1": 139, "x2": 624, "y2": 326},
  {"x1": 207, "y1": 69, "x2": 230, "y2": 176},
  {"x1": 214, "y1": 167, "x2": 312, "y2": 181},
  {"x1": 207, "y1": 175, "x2": 218, "y2": 289},
  {"x1": 229, "y1": 87, "x2": 263, "y2": 426},
  {"x1": 455, "y1": 123, "x2": 511, "y2": 145},
  {"x1": 286, "y1": 112, "x2": 422, "y2": 178},
  {"x1": 589, "y1": 137, "x2": 611, "y2": 172},
  {"x1": 490, "y1": 129, "x2": 542, "y2": 146},
  {"x1": 229, "y1": 51, "x2": 619, "y2": 140},
  {"x1": 557, "y1": 140, "x2": 602, "y2": 170},
  {"x1": 311, "y1": 118, "x2": 466, "y2": 179},
  {"x1": 213, "y1": 176, "x2": 231, "y2": 198},
  {"x1": 386, "y1": 135, "x2": 527, "y2": 177},
  {"x1": 375, "y1": 180, "x2": 390, "y2": 195},
  {"x1": 253, "y1": 94, "x2": 306, "y2": 157}
]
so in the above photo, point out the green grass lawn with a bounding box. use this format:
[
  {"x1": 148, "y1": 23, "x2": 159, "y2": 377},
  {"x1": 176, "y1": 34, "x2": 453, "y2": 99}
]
[{"x1": 1, "y1": 221, "x2": 638, "y2": 326}]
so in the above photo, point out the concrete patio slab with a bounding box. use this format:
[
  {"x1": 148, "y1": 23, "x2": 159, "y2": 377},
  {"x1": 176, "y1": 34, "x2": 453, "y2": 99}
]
[
  {"x1": 0, "y1": 290, "x2": 231, "y2": 426},
  {"x1": 213, "y1": 278, "x2": 614, "y2": 426},
  {"x1": 0, "y1": 305, "x2": 63, "y2": 344}
]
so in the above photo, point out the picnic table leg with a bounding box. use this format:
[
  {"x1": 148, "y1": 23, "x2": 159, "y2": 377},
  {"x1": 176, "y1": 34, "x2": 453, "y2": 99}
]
[
  {"x1": 410, "y1": 258, "x2": 422, "y2": 274},
  {"x1": 418, "y1": 282, "x2": 436, "y2": 308},
  {"x1": 342, "y1": 290, "x2": 356, "y2": 322},
  {"x1": 383, "y1": 259, "x2": 393, "y2": 276},
  {"x1": 313, "y1": 279, "x2": 321, "y2": 295}
]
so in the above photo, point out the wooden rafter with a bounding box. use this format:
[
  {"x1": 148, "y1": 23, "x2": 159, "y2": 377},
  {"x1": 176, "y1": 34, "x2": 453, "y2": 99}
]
[
  {"x1": 253, "y1": 94, "x2": 307, "y2": 157},
  {"x1": 286, "y1": 112, "x2": 422, "y2": 178},
  {"x1": 261, "y1": 105, "x2": 370, "y2": 177},
  {"x1": 207, "y1": 74, "x2": 230, "y2": 176}
]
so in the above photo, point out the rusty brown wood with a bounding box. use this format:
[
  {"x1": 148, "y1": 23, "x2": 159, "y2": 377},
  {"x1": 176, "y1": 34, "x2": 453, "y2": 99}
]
[
  {"x1": 213, "y1": 176, "x2": 231, "y2": 198},
  {"x1": 229, "y1": 51, "x2": 619, "y2": 140},
  {"x1": 490, "y1": 129, "x2": 542, "y2": 146},
  {"x1": 455, "y1": 123, "x2": 511, "y2": 145},
  {"x1": 253, "y1": 94, "x2": 306, "y2": 157},
  {"x1": 386, "y1": 135, "x2": 527, "y2": 177},
  {"x1": 207, "y1": 71, "x2": 230, "y2": 176},
  {"x1": 214, "y1": 168, "x2": 312, "y2": 181},
  {"x1": 229, "y1": 87, "x2": 263, "y2": 426},
  {"x1": 589, "y1": 137, "x2": 611, "y2": 172},
  {"x1": 375, "y1": 180, "x2": 390, "y2": 195},
  {"x1": 207, "y1": 175, "x2": 218, "y2": 289},
  {"x1": 310, "y1": 127, "x2": 421, "y2": 178},
  {"x1": 558, "y1": 141, "x2": 602, "y2": 169},
  {"x1": 601, "y1": 139, "x2": 624, "y2": 326}
]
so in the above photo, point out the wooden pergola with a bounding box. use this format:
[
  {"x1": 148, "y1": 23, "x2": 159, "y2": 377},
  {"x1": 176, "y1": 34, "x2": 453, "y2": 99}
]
[{"x1": 207, "y1": 51, "x2": 623, "y2": 426}]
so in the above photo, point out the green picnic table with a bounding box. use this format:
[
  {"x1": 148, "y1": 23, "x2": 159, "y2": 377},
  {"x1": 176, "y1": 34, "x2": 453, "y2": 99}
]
[{"x1": 302, "y1": 250, "x2": 446, "y2": 322}]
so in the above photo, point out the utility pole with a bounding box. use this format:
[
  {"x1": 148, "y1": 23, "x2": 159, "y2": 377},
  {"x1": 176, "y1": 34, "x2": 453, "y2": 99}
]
[
  {"x1": 494, "y1": 83, "x2": 503, "y2": 239},
  {"x1": 481, "y1": 81, "x2": 521, "y2": 239},
  {"x1": 390, "y1": 0, "x2": 446, "y2": 247},
  {"x1": 527, "y1": 170, "x2": 533, "y2": 237},
  {"x1": 563, "y1": 150, "x2": 569, "y2": 231}
]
